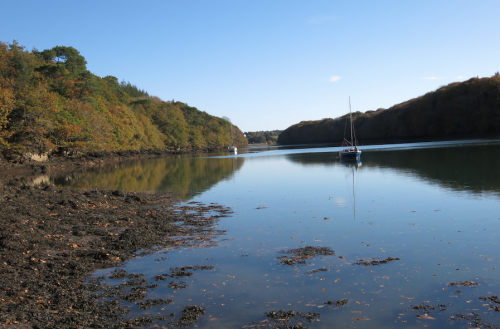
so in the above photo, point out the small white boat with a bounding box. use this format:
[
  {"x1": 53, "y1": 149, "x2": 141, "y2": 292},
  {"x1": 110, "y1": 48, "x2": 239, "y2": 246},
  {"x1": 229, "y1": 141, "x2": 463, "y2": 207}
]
[{"x1": 339, "y1": 97, "x2": 361, "y2": 159}]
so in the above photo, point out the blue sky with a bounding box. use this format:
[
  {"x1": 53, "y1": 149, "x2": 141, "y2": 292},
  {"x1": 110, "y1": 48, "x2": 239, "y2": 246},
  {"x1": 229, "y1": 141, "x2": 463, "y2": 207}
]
[{"x1": 1, "y1": 0, "x2": 499, "y2": 132}]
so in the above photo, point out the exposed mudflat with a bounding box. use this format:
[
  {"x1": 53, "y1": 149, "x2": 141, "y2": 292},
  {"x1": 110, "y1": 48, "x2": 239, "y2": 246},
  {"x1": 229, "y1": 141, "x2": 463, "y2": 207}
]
[{"x1": 0, "y1": 185, "x2": 230, "y2": 328}]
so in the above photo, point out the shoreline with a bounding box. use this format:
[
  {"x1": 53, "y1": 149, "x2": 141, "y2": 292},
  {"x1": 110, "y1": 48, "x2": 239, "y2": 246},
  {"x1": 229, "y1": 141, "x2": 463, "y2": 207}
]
[
  {"x1": 1, "y1": 134, "x2": 498, "y2": 178},
  {"x1": 0, "y1": 146, "x2": 230, "y2": 179},
  {"x1": 0, "y1": 185, "x2": 230, "y2": 328}
]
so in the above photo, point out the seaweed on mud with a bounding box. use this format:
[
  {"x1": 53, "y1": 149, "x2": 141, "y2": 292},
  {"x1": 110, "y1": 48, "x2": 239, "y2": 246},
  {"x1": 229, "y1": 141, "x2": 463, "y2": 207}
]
[
  {"x1": 122, "y1": 287, "x2": 149, "y2": 302},
  {"x1": 0, "y1": 185, "x2": 229, "y2": 328},
  {"x1": 305, "y1": 268, "x2": 328, "y2": 275},
  {"x1": 448, "y1": 280, "x2": 478, "y2": 287},
  {"x1": 412, "y1": 304, "x2": 435, "y2": 311},
  {"x1": 72, "y1": 225, "x2": 109, "y2": 237},
  {"x1": 119, "y1": 278, "x2": 147, "y2": 287},
  {"x1": 108, "y1": 269, "x2": 146, "y2": 281},
  {"x1": 450, "y1": 312, "x2": 500, "y2": 329},
  {"x1": 173, "y1": 204, "x2": 232, "y2": 219},
  {"x1": 245, "y1": 309, "x2": 321, "y2": 329},
  {"x1": 277, "y1": 246, "x2": 335, "y2": 266},
  {"x1": 137, "y1": 298, "x2": 173, "y2": 309},
  {"x1": 171, "y1": 305, "x2": 206, "y2": 327},
  {"x1": 168, "y1": 280, "x2": 189, "y2": 289},
  {"x1": 109, "y1": 269, "x2": 128, "y2": 280},
  {"x1": 112, "y1": 190, "x2": 125, "y2": 197},
  {"x1": 121, "y1": 315, "x2": 167, "y2": 327},
  {"x1": 325, "y1": 299, "x2": 350, "y2": 307},
  {"x1": 352, "y1": 257, "x2": 400, "y2": 266},
  {"x1": 406, "y1": 303, "x2": 449, "y2": 313},
  {"x1": 154, "y1": 274, "x2": 169, "y2": 281},
  {"x1": 479, "y1": 295, "x2": 500, "y2": 312},
  {"x1": 154, "y1": 265, "x2": 215, "y2": 280}
]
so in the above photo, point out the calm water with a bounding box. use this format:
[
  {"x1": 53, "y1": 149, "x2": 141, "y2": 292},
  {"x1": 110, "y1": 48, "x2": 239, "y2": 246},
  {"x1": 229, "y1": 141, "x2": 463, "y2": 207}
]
[{"x1": 53, "y1": 140, "x2": 500, "y2": 328}]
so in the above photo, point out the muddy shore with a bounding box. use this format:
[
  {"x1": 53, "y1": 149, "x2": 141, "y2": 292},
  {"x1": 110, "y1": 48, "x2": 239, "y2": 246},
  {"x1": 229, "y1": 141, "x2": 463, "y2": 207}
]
[
  {"x1": 0, "y1": 183, "x2": 230, "y2": 328},
  {"x1": 0, "y1": 146, "x2": 228, "y2": 178}
]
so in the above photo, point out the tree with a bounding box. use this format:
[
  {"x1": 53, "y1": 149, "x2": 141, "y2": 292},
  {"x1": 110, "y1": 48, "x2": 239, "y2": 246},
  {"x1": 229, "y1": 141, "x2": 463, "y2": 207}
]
[{"x1": 39, "y1": 46, "x2": 87, "y2": 78}]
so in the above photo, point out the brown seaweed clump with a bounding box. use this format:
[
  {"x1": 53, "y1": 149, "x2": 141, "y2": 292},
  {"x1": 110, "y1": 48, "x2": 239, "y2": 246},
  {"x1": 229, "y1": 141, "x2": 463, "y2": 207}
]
[
  {"x1": 479, "y1": 295, "x2": 500, "y2": 312},
  {"x1": 277, "y1": 246, "x2": 335, "y2": 266},
  {"x1": 245, "y1": 309, "x2": 321, "y2": 329},
  {"x1": 325, "y1": 299, "x2": 350, "y2": 307},
  {"x1": 352, "y1": 257, "x2": 400, "y2": 266}
]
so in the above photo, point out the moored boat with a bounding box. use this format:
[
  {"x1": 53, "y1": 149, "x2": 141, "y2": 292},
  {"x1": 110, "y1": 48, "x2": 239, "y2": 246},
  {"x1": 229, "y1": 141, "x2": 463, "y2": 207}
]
[{"x1": 339, "y1": 97, "x2": 361, "y2": 159}]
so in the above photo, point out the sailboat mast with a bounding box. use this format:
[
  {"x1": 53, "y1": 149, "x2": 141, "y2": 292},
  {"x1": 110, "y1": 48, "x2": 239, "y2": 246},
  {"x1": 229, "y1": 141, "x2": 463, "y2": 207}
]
[{"x1": 349, "y1": 97, "x2": 353, "y2": 145}]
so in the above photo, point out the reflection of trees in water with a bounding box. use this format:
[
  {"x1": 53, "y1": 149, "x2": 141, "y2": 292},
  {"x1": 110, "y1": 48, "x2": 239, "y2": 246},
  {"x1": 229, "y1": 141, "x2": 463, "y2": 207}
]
[
  {"x1": 285, "y1": 152, "x2": 339, "y2": 167},
  {"x1": 363, "y1": 145, "x2": 500, "y2": 196},
  {"x1": 286, "y1": 144, "x2": 500, "y2": 196},
  {"x1": 53, "y1": 156, "x2": 245, "y2": 199}
]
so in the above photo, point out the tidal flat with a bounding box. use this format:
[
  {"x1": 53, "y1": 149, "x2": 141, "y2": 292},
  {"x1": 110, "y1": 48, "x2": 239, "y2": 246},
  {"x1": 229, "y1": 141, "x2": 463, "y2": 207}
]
[
  {"x1": 2, "y1": 140, "x2": 500, "y2": 328},
  {"x1": 0, "y1": 185, "x2": 230, "y2": 328}
]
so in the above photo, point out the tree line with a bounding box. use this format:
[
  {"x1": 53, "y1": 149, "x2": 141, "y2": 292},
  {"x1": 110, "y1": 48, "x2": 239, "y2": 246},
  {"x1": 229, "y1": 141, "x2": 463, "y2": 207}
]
[
  {"x1": 0, "y1": 41, "x2": 247, "y2": 158},
  {"x1": 278, "y1": 75, "x2": 500, "y2": 145},
  {"x1": 245, "y1": 130, "x2": 282, "y2": 144}
]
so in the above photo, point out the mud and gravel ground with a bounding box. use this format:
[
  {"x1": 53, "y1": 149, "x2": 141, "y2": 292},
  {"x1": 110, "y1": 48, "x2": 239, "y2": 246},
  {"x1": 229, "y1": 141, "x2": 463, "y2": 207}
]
[{"x1": 0, "y1": 184, "x2": 230, "y2": 328}]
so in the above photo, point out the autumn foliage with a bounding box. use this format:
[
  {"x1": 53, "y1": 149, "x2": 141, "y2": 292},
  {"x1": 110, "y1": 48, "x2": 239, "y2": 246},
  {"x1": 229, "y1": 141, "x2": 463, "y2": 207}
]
[{"x1": 0, "y1": 41, "x2": 246, "y2": 158}]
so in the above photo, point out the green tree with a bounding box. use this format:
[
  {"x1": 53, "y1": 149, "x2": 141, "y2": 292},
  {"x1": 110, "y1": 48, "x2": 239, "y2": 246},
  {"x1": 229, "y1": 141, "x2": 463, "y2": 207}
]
[{"x1": 39, "y1": 46, "x2": 88, "y2": 78}]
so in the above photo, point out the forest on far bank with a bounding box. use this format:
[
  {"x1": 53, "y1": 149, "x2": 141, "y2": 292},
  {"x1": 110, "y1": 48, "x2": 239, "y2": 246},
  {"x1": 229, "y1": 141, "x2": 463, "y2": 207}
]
[
  {"x1": 278, "y1": 74, "x2": 500, "y2": 145},
  {"x1": 244, "y1": 130, "x2": 282, "y2": 144},
  {"x1": 0, "y1": 41, "x2": 247, "y2": 159}
]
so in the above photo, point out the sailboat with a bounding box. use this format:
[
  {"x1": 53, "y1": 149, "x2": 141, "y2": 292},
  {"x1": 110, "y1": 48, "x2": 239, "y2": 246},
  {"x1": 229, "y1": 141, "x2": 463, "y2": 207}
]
[
  {"x1": 228, "y1": 119, "x2": 237, "y2": 153},
  {"x1": 339, "y1": 97, "x2": 361, "y2": 159}
]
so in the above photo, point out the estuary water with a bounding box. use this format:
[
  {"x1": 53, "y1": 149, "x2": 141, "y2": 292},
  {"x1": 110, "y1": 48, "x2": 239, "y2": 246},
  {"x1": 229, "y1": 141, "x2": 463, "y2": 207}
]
[{"x1": 55, "y1": 140, "x2": 500, "y2": 328}]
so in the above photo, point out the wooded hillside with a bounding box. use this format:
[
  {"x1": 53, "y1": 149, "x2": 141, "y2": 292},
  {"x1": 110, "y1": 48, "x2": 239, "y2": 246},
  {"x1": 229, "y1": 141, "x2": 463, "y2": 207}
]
[
  {"x1": 0, "y1": 41, "x2": 247, "y2": 158},
  {"x1": 278, "y1": 75, "x2": 500, "y2": 145},
  {"x1": 245, "y1": 130, "x2": 282, "y2": 144}
]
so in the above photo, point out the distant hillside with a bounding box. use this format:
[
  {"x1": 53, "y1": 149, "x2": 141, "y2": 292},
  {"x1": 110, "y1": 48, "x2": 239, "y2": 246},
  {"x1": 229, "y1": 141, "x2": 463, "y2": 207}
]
[
  {"x1": 0, "y1": 41, "x2": 247, "y2": 158},
  {"x1": 278, "y1": 75, "x2": 500, "y2": 145},
  {"x1": 244, "y1": 130, "x2": 282, "y2": 144}
]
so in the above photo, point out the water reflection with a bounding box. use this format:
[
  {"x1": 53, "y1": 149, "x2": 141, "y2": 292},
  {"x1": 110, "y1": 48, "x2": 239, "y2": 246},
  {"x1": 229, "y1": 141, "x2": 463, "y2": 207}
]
[
  {"x1": 53, "y1": 155, "x2": 245, "y2": 199},
  {"x1": 340, "y1": 159, "x2": 361, "y2": 219},
  {"x1": 28, "y1": 140, "x2": 500, "y2": 328},
  {"x1": 285, "y1": 142, "x2": 500, "y2": 197},
  {"x1": 361, "y1": 144, "x2": 500, "y2": 196},
  {"x1": 16, "y1": 142, "x2": 500, "y2": 201}
]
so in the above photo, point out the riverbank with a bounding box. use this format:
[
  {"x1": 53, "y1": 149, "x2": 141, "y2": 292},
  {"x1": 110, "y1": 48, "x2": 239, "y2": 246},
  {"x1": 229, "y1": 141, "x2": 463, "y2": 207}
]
[
  {"x1": 0, "y1": 146, "x2": 229, "y2": 179},
  {"x1": 0, "y1": 185, "x2": 230, "y2": 328}
]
